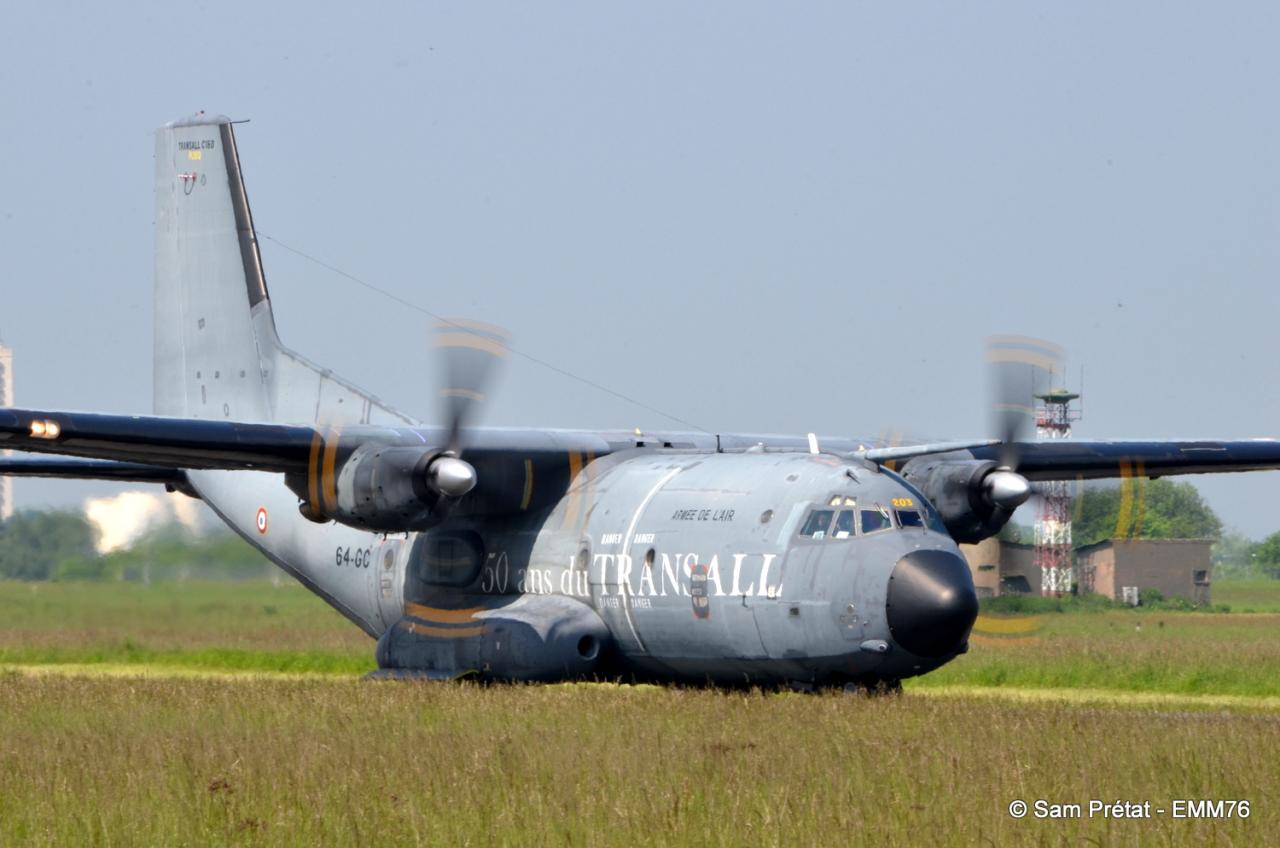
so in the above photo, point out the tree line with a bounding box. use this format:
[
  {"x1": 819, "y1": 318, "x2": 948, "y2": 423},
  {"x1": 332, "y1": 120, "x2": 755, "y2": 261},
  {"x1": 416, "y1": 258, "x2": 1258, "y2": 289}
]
[
  {"x1": 4, "y1": 481, "x2": 1280, "y2": 581},
  {"x1": 0, "y1": 510, "x2": 272, "y2": 581}
]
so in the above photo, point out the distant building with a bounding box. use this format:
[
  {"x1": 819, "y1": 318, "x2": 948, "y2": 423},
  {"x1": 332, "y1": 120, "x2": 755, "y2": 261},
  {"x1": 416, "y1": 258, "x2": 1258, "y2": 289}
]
[
  {"x1": 1076, "y1": 539, "x2": 1212, "y2": 605},
  {"x1": 961, "y1": 537, "x2": 1213, "y2": 604},
  {"x1": 962, "y1": 538, "x2": 1001, "y2": 598},
  {"x1": 995, "y1": 542, "x2": 1040, "y2": 596},
  {"x1": 0, "y1": 341, "x2": 11, "y2": 520}
]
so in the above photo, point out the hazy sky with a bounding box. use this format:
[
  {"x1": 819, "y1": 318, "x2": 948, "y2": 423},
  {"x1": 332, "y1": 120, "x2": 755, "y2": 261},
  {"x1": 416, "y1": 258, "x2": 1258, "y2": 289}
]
[{"x1": 2, "y1": 3, "x2": 1278, "y2": 536}]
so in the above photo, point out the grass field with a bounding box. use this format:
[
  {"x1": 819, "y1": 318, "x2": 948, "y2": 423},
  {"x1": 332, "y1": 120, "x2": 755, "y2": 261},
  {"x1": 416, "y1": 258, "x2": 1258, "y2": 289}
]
[
  {"x1": 1212, "y1": 577, "x2": 1280, "y2": 612},
  {"x1": 1, "y1": 578, "x2": 1278, "y2": 845},
  {"x1": 0, "y1": 675, "x2": 1274, "y2": 846},
  {"x1": 5, "y1": 580, "x2": 1279, "y2": 697},
  {"x1": 0, "y1": 580, "x2": 374, "y2": 674},
  {"x1": 915, "y1": 608, "x2": 1280, "y2": 698}
]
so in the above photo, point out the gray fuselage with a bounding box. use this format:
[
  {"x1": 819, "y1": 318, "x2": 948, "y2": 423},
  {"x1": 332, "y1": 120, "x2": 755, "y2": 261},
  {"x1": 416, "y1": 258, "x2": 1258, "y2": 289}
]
[{"x1": 193, "y1": 447, "x2": 976, "y2": 686}]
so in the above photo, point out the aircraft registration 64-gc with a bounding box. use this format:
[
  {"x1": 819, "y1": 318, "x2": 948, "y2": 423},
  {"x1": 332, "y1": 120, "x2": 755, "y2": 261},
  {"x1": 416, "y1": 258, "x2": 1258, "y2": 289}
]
[{"x1": 4, "y1": 112, "x2": 1280, "y2": 689}]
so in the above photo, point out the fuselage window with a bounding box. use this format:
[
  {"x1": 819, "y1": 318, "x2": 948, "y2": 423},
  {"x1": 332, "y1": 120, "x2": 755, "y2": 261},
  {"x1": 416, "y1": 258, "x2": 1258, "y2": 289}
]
[
  {"x1": 859, "y1": 506, "x2": 893, "y2": 534},
  {"x1": 896, "y1": 510, "x2": 924, "y2": 529},
  {"x1": 832, "y1": 510, "x2": 856, "y2": 539},
  {"x1": 800, "y1": 509, "x2": 834, "y2": 538}
]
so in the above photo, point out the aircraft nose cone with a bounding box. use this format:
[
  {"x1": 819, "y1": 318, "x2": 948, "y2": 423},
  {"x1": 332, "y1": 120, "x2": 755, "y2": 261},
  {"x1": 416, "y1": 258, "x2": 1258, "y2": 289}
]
[{"x1": 885, "y1": 550, "x2": 979, "y2": 658}]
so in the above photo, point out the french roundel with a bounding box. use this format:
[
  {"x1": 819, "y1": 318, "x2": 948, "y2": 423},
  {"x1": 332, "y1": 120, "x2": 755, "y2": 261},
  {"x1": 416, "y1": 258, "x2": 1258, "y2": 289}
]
[{"x1": 256, "y1": 507, "x2": 269, "y2": 535}]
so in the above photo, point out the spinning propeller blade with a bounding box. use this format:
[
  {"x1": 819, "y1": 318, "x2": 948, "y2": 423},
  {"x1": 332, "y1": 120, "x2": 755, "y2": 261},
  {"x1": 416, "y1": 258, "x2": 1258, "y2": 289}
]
[
  {"x1": 983, "y1": 335, "x2": 1063, "y2": 510},
  {"x1": 426, "y1": 320, "x2": 511, "y2": 498}
]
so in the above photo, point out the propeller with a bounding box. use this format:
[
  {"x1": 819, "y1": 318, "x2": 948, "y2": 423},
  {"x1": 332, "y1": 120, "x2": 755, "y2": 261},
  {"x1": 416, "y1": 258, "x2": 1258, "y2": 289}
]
[
  {"x1": 982, "y1": 468, "x2": 1032, "y2": 510},
  {"x1": 982, "y1": 335, "x2": 1063, "y2": 511},
  {"x1": 425, "y1": 319, "x2": 510, "y2": 499}
]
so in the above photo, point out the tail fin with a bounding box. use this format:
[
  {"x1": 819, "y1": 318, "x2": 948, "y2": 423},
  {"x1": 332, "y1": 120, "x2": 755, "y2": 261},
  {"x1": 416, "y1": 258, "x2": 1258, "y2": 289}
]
[{"x1": 153, "y1": 113, "x2": 412, "y2": 426}]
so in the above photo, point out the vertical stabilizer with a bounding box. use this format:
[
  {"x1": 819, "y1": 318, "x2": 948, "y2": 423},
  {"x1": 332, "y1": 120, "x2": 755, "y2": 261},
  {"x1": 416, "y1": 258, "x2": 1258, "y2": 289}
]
[
  {"x1": 154, "y1": 113, "x2": 414, "y2": 427},
  {"x1": 154, "y1": 113, "x2": 275, "y2": 421}
]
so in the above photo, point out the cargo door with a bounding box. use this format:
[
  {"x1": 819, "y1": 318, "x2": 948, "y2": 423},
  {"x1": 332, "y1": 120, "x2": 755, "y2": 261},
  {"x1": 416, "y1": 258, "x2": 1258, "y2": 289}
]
[{"x1": 750, "y1": 502, "x2": 825, "y2": 659}]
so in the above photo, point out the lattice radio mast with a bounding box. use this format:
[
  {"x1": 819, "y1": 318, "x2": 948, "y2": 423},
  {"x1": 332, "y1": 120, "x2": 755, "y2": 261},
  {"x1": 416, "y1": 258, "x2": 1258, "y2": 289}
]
[{"x1": 1033, "y1": 386, "x2": 1080, "y2": 596}]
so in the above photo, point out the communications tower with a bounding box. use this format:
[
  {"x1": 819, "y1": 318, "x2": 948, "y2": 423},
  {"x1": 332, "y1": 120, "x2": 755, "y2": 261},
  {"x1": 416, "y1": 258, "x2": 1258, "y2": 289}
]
[{"x1": 1033, "y1": 387, "x2": 1079, "y2": 596}]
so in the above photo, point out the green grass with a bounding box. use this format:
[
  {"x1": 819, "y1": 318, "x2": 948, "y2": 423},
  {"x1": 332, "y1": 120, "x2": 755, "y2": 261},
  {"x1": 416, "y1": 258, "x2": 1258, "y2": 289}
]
[
  {"x1": 0, "y1": 579, "x2": 358, "y2": 633},
  {"x1": 4, "y1": 580, "x2": 1280, "y2": 698},
  {"x1": 0, "y1": 676, "x2": 1274, "y2": 846},
  {"x1": 0, "y1": 645, "x2": 373, "y2": 674},
  {"x1": 0, "y1": 580, "x2": 373, "y2": 673},
  {"x1": 1212, "y1": 577, "x2": 1280, "y2": 612},
  {"x1": 916, "y1": 609, "x2": 1280, "y2": 697},
  {"x1": 2, "y1": 580, "x2": 1278, "y2": 845}
]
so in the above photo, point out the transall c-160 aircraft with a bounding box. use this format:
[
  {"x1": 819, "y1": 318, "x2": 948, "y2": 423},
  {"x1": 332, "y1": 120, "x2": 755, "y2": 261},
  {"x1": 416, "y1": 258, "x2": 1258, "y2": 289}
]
[{"x1": 4, "y1": 113, "x2": 1279, "y2": 689}]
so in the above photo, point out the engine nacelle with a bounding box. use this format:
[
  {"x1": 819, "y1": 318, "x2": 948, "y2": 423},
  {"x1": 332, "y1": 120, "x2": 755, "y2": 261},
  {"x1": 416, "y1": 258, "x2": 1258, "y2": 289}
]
[
  {"x1": 337, "y1": 444, "x2": 442, "y2": 531},
  {"x1": 284, "y1": 444, "x2": 448, "y2": 532},
  {"x1": 375, "y1": 594, "x2": 612, "y2": 682},
  {"x1": 899, "y1": 458, "x2": 1022, "y2": 544}
]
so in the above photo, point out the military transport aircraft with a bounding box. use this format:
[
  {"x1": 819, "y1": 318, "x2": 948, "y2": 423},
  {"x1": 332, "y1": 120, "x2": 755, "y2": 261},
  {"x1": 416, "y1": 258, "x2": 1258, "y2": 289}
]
[{"x1": 3, "y1": 112, "x2": 1278, "y2": 689}]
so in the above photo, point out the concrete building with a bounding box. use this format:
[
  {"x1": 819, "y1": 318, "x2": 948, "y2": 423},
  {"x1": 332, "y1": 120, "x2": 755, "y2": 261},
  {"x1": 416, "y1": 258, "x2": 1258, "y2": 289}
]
[
  {"x1": 961, "y1": 537, "x2": 1214, "y2": 604},
  {"x1": 0, "y1": 341, "x2": 11, "y2": 520},
  {"x1": 994, "y1": 542, "x2": 1039, "y2": 596},
  {"x1": 961, "y1": 538, "x2": 1001, "y2": 598},
  {"x1": 960, "y1": 540, "x2": 1039, "y2": 597},
  {"x1": 1075, "y1": 539, "x2": 1213, "y2": 605}
]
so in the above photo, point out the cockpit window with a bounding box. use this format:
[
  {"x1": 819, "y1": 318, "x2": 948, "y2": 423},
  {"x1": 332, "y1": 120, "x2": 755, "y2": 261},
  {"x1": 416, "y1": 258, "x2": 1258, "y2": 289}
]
[
  {"x1": 923, "y1": 508, "x2": 948, "y2": 535},
  {"x1": 832, "y1": 510, "x2": 856, "y2": 539},
  {"x1": 896, "y1": 509, "x2": 925, "y2": 529},
  {"x1": 800, "y1": 509, "x2": 834, "y2": 538},
  {"x1": 860, "y1": 506, "x2": 893, "y2": 534}
]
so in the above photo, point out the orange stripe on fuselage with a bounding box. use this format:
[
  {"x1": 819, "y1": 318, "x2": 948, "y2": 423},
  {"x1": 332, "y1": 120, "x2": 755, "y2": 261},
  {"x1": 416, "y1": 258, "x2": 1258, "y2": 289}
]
[
  {"x1": 403, "y1": 602, "x2": 487, "y2": 625},
  {"x1": 403, "y1": 620, "x2": 485, "y2": 639}
]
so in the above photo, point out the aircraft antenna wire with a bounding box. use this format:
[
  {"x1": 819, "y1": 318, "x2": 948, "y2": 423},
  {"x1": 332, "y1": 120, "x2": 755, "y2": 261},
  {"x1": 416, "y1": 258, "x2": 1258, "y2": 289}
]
[{"x1": 255, "y1": 230, "x2": 712, "y2": 434}]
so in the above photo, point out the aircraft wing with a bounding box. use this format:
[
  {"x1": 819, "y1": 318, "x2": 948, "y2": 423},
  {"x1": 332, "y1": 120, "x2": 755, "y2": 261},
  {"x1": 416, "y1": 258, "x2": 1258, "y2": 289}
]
[
  {"x1": 0, "y1": 408, "x2": 316, "y2": 472},
  {"x1": 968, "y1": 439, "x2": 1280, "y2": 480},
  {"x1": 10, "y1": 406, "x2": 1279, "y2": 489},
  {"x1": 0, "y1": 407, "x2": 622, "y2": 473},
  {"x1": 0, "y1": 456, "x2": 187, "y2": 485}
]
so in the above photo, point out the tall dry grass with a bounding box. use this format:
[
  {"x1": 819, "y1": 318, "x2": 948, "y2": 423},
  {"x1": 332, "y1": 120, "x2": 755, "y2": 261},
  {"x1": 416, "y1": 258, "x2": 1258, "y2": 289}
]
[{"x1": 0, "y1": 675, "x2": 1273, "y2": 846}]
